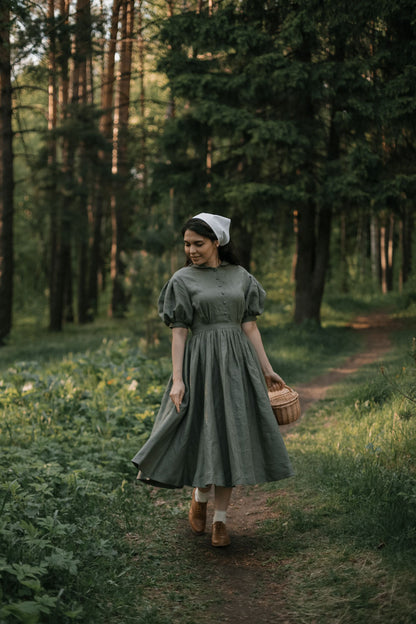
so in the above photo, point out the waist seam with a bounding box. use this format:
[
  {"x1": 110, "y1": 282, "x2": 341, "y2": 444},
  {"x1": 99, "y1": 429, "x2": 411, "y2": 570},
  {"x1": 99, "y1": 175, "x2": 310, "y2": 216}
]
[{"x1": 191, "y1": 322, "x2": 242, "y2": 334}]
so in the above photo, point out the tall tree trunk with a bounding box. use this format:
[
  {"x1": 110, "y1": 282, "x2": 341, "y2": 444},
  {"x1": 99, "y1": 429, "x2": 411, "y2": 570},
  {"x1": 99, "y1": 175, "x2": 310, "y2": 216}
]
[
  {"x1": 399, "y1": 216, "x2": 404, "y2": 293},
  {"x1": 293, "y1": 35, "x2": 335, "y2": 325},
  {"x1": 60, "y1": 6, "x2": 75, "y2": 326},
  {"x1": 74, "y1": 0, "x2": 92, "y2": 323},
  {"x1": 386, "y1": 212, "x2": 394, "y2": 291},
  {"x1": 380, "y1": 220, "x2": 388, "y2": 294},
  {"x1": 370, "y1": 213, "x2": 381, "y2": 287},
  {"x1": 380, "y1": 212, "x2": 394, "y2": 293},
  {"x1": 356, "y1": 211, "x2": 367, "y2": 281},
  {"x1": 88, "y1": 0, "x2": 121, "y2": 315},
  {"x1": 49, "y1": 0, "x2": 72, "y2": 331},
  {"x1": 0, "y1": 2, "x2": 14, "y2": 343},
  {"x1": 339, "y1": 212, "x2": 348, "y2": 293},
  {"x1": 110, "y1": 0, "x2": 134, "y2": 317},
  {"x1": 166, "y1": 0, "x2": 177, "y2": 274},
  {"x1": 137, "y1": 0, "x2": 147, "y2": 189},
  {"x1": 232, "y1": 219, "x2": 253, "y2": 270},
  {"x1": 399, "y1": 204, "x2": 412, "y2": 290},
  {"x1": 47, "y1": 0, "x2": 58, "y2": 326},
  {"x1": 294, "y1": 200, "x2": 332, "y2": 324},
  {"x1": 291, "y1": 209, "x2": 298, "y2": 283},
  {"x1": 294, "y1": 35, "x2": 345, "y2": 324},
  {"x1": 294, "y1": 124, "x2": 332, "y2": 324}
]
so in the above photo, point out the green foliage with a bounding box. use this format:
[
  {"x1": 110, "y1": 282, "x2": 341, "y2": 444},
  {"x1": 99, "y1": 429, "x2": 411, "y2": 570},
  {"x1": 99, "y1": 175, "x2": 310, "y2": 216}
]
[
  {"x1": 0, "y1": 337, "x2": 170, "y2": 623},
  {"x1": 280, "y1": 327, "x2": 416, "y2": 554},
  {"x1": 1, "y1": 295, "x2": 416, "y2": 622},
  {"x1": 254, "y1": 331, "x2": 416, "y2": 623},
  {"x1": 8, "y1": 0, "x2": 416, "y2": 331}
]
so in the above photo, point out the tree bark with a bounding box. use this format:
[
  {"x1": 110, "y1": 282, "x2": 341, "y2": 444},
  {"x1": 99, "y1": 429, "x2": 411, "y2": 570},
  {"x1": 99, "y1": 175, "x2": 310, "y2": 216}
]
[
  {"x1": 356, "y1": 211, "x2": 367, "y2": 281},
  {"x1": 47, "y1": 0, "x2": 58, "y2": 327},
  {"x1": 49, "y1": 0, "x2": 72, "y2": 331},
  {"x1": 290, "y1": 209, "x2": 298, "y2": 283},
  {"x1": 74, "y1": 0, "x2": 92, "y2": 323},
  {"x1": 293, "y1": 34, "x2": 347, "y2": 324},
  {"x1": 231, "y1": 216, "x2": 252, "y2": 270},
  {"x1": 110, "y1": 0, "x2": 134, "y2": 317},
  {"x1": 380, "y1": 212, "x2": 394, "y2": 293},
  {"x1": 137, "y1": 0, "x2": 147, "y2": 189},
  {"x1": 0, "y1": 1, "x2": 14, "y2": 343},
  {"x1": 387, "y1": 212, "x2": 394, "y2": 292},
  {"x1": 370, "y1": 214, "x2": 381, "y2": 287},
  {"x1": 339, "y1": 212, "x2": 348, "y2": 293},
  {"x1": 87, "y1": 0, "x2": 121, "y2": 315},
  {"x1": 380, "y1": 220, "x2": 388, "y2": 294},
  {"x1": 399, "y1": 204, "x2": 412, "y2": 290},
  {"x1": 294, "y1": 200, "x2": 332, "y2": 325},
  {"x1": 404, "y1": 208, "x2": 413, "y2": 282}
]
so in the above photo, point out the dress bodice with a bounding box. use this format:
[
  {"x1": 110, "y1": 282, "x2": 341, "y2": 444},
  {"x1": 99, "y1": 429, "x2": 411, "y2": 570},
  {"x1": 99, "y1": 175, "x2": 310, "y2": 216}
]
[{"x1": 158, "y1": 263, "x2": 266, "y2": 330}]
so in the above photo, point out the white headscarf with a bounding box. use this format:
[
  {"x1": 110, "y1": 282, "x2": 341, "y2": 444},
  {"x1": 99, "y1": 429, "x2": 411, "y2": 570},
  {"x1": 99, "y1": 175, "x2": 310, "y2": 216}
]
[{"x1": 193, "y1": 212, "x2": 231, "y2": 246}]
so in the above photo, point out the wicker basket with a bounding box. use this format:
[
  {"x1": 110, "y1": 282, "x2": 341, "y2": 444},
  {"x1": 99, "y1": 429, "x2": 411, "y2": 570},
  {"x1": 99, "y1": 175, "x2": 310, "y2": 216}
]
[{"x1": 268, "y1": 384, "x2": 301, "y2": 426}]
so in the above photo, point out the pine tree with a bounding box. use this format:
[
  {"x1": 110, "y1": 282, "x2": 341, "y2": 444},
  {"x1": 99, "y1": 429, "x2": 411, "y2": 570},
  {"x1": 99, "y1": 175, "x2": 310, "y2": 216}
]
[{"x1": 0, "y1": 1, "x2": 14, "y2": 343}]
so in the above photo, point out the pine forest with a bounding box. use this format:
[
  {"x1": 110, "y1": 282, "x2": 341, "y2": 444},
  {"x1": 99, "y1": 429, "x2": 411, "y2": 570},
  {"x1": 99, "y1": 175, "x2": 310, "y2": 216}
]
[
  {"x1": 0, "y1": 0, "x2": 415, "y2": 341},
  {"x1": 2, "y1": 3, "x2": 416, "y2": 624}
]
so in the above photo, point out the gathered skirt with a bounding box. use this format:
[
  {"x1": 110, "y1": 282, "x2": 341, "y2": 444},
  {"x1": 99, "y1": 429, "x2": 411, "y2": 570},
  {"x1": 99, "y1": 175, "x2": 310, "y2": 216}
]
[{"x1": 131, "y1": 324, "x2": 294, "y2": 488}]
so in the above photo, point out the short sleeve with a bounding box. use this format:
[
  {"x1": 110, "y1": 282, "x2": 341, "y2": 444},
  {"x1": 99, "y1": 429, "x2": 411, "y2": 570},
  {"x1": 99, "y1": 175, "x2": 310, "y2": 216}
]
[
  {"x1": 242, "y1": 274, "x2": 266, "y2": 323},
  {"x1": 158, "y1": 276, "x2": 193, "y2": 329}
]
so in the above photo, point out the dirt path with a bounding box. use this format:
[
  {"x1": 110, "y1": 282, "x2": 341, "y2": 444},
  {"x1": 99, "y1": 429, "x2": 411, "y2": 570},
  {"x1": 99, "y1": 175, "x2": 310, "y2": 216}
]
[
  {"x1": 184, "y1": 312, "x2": 398, "y2": 623},
  {"x1": 290, "y1": 311, "x2": 395, "y2": 415}
]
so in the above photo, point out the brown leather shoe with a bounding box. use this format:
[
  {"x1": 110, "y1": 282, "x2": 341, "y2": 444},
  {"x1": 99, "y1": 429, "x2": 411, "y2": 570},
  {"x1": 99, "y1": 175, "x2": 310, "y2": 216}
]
[
  {"x1": 211, "y1": 521, "x2": 231, "y2": 547},
  {"x1": 188, "y1": 489, "x2": 207, "y2": 535}
]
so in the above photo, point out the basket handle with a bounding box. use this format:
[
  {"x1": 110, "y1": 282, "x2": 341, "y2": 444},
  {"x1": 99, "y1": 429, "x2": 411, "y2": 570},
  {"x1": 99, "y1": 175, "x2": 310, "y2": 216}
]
[{"x1": 268, "y1": 382, "x2": 290, "y2": 392}]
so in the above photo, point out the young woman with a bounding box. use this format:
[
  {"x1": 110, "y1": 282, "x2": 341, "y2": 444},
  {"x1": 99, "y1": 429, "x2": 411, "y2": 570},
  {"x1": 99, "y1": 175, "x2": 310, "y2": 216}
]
[{"x1": 131, "y1": 213, "x2": 294, "y2": 547}]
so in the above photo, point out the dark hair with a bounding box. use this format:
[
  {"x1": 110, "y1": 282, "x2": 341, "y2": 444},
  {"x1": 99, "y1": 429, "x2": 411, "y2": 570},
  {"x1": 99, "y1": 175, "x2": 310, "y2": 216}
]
[{"x1": 181, "y1": 218, "x2": 240, "y2": 266}]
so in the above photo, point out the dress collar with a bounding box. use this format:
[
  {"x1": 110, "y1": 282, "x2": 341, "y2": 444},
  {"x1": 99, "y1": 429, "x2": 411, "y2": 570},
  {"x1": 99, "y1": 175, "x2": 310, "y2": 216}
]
[{"x1": 191, "y1": 261, "x2": 229, "y2": 270}]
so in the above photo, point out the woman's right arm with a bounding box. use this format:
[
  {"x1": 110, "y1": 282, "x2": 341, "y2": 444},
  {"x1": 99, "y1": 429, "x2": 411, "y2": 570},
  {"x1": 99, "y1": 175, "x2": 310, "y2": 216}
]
[{"x1": 169, "y1": 327, "x2": 188, "y2": 412}]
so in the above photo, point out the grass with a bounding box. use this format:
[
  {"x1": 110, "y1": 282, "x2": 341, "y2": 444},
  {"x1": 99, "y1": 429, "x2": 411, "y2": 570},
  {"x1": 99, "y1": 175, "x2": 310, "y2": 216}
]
[
  {"x1": 1, "y1": 290, "x2": 416, "y2": 623},
  {"x1": 256, "y1": 322, "x2": 416, "y2": 623}
]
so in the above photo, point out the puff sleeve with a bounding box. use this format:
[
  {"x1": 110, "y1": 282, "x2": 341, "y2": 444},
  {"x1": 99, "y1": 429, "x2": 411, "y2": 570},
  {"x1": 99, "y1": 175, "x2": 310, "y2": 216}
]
[
  {"x1": 242, "y1": 274, "x2": 266, "y2": 323},
  {"x1": 158, "y1": 276, "x2": 193, "y2": 329}
]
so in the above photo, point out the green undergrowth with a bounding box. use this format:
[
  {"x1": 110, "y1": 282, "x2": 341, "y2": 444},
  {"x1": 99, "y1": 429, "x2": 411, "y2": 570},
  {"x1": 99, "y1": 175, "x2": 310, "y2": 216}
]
[
  {"x1": 260, "y1": 319, "x2": 362, "y2": 384},
  {"x1": 1, "y1": 297, "x2": 415, "y2": 623},
  {"x1": 258, "y1": 325, "x2": 416, "y2": 623},
  {"x1": 0, "y1": 338, "x2": 171, "y2": 623}
]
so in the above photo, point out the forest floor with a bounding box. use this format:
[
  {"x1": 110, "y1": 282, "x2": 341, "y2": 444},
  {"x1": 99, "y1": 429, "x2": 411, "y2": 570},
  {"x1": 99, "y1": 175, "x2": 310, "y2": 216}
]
[
  {"x1": 168, "y1": 311, "x2": 399, "y2": 624},
  {"x1": 2, "y1": 306, "x2": 414, "y2": 623}
]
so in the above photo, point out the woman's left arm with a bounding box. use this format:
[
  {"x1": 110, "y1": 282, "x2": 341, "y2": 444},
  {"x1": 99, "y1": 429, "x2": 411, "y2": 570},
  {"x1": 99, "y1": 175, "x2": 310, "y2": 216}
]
[{"x1": 242, "y1": 321, "x2": 285, "y2": 389}]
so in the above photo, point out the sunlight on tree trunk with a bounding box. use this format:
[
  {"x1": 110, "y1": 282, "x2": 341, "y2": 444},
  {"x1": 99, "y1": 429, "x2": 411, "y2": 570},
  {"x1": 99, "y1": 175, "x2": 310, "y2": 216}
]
[
  {"x1": 380, "y1": 213, "x2": 394, "y2": 294},
  {"x1": 87, "y1": 0, "x2": 121, "y2": 316},
  {"x1": 48, "y1": 0, "x2": 58, "y2": 326}
]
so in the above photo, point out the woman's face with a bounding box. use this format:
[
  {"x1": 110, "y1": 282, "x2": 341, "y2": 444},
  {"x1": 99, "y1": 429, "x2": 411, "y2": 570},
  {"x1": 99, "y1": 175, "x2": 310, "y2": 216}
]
[{"x1": 184, "y1": 229, "x2": 220, "y2": 267}]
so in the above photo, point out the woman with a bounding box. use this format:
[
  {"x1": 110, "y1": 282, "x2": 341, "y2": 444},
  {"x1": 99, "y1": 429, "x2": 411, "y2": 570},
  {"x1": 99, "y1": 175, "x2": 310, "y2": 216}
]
[{"x1": 132, "y1": 212, "x2": 294, "y2": 547}]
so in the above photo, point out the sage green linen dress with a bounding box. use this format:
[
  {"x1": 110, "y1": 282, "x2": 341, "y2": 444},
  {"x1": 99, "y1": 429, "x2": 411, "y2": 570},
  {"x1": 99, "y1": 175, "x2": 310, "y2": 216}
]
[{"x1": 131, "y1": 262, "x2": 294, "y2": 488}]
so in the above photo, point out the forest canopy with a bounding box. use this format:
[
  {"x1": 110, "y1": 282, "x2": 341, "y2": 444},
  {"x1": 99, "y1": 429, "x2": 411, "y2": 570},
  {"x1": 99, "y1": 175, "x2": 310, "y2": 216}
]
[{"x1": 1, "y1": 0, "x2": 415, "y2": 342}]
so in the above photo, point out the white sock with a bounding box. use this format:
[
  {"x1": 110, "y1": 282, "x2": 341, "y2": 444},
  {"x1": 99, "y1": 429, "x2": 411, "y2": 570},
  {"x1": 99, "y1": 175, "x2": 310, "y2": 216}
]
[
  {"x1": 195, "y1": 488, "x2": 210, "y2": 503},
  {"x1": 213, "y1": 510, "x2": 227, "y2": 524}
]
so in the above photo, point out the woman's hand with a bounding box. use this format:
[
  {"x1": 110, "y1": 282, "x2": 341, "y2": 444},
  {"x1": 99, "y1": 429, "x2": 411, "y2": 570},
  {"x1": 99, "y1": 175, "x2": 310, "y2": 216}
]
[
  {"x1": 242, "y1": 322, "x2": 285, "y2": 391},
  {"x1": 170, "y1": 379, "x2": 185, "y2": 413},
  {"x1": 265, "y1": 371, "x2": 285, "y2": 390}
]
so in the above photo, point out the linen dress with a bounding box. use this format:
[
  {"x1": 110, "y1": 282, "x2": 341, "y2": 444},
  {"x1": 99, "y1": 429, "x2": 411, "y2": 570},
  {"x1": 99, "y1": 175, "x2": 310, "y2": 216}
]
[{"x1": 131, "y1": 262, "x2": 294, "y2": 488}]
